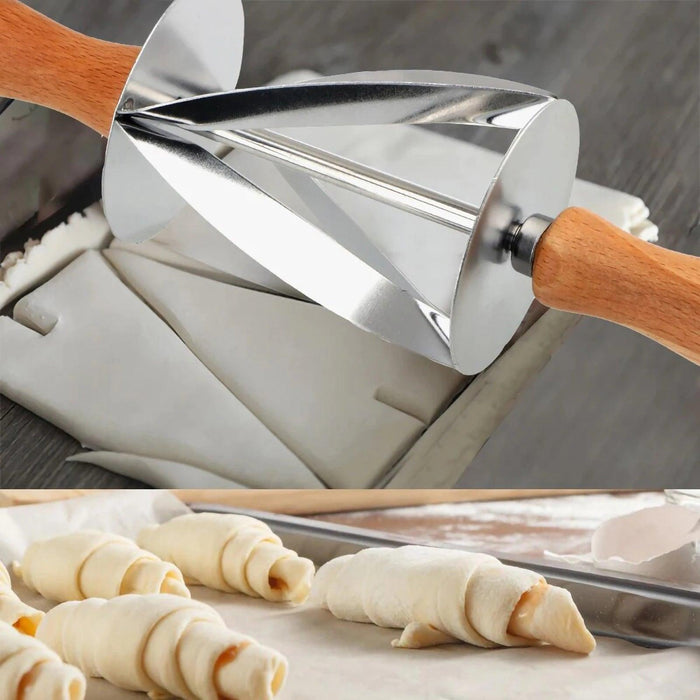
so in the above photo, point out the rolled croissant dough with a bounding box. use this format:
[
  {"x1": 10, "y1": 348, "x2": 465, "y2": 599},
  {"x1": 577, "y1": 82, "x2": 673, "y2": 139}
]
[
  {"x1": 0, "y1": 251, "x2": 321, "y2": 489},
  {"x1": 14, "y1": 531, "x2": 190, "y2": 602},
  {"x1": 5, "y1": 495, "x2": 695, "y2": 698},
  {"x1": 0, "y1": 621, "x2": 86, "y2": 700},
  {"x1": 37, "y1": 594, "x2": 287, "y2": 700},
  {"x1": 312, "y1": 545, "x2": 595, "y2": 654},
  {"x1": 0, "y1": 561, "x2": 44, "y2": 636},
  {"x1": 106, "y1": 248, "x2": 464, "y2": 488},
  {"x1": 138, "y1": 513, "x2": 315, "y2": 604}
]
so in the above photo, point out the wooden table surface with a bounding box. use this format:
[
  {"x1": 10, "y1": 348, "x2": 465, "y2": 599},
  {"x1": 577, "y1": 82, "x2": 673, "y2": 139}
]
[
  {"x1": 0, "y1": 1, "x2": 698, "y2": 488},
  {"x1": 0, "y1": 487, "x2": 599, "y2": 512}
]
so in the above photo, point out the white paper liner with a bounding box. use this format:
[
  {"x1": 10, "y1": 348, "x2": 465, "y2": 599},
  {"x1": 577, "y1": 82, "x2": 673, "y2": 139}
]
[
  {"x1": 0, "y1": 491, "x2": 188, "y2": 563},
  {"x1": 547, "y1": 505, "x2": 700, "y2": 581},
  {"x1": 0, "y1": 492, "x2": 698, "y2": 699}
]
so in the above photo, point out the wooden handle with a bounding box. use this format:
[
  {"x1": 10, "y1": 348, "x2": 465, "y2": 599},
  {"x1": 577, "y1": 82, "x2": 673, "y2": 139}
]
[
  {"x1": 533, "y1": 207, "x2": 700, "y2": 364},
  {"x1": 0, "y1": 0, "x2": 139, "y2": 135}
]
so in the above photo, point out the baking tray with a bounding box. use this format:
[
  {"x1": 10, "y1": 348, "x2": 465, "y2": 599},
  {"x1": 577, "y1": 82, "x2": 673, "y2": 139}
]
[{"x1": 190, "y1": 503, "x2": 700, "y2": 650}]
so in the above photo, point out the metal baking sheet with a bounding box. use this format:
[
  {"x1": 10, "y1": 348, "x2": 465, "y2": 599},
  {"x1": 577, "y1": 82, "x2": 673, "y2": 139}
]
[{"x1": 190, "y1": 503, "x2": 700, "y2": 649}]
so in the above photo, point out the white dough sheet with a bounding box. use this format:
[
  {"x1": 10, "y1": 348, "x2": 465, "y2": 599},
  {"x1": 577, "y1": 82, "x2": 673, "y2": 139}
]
[
  {"x1": 0, "y1": 247, "x2": 460, "y2": 488},
  {"x1": 0, "y1": 203, "x2": 112, "y2": 310},
  {"x1": 0, "y1": 71, "x2": 658, "y2": 489},
  {"x1": 0, "y1": 251, "x2": 322, "y2": 489},
  {"x1": 1, "y1": 492, "x2": 698, "y2": 700},
  {"x1": 102, "y1": 247, "x2": 461, "y2": 487}
]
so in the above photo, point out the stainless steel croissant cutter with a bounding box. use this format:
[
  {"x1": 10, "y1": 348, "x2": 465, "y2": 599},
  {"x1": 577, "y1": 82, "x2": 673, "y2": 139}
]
[{"x1": 1, "y1": 0, "x2": 698, "y2": 374}]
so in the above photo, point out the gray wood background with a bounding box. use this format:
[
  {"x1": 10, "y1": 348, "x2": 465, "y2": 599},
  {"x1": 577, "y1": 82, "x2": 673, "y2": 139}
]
[{"x1": 0, "y1": 0, "x2": 698, "y2": 488}]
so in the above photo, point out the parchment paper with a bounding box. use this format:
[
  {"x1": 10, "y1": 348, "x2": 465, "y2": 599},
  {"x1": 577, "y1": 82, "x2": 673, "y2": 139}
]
[
  {"x1": 1, "y1": 492, "x2": 697, "y2": 699},
  {"x1": 547, "y1": 504, "x2": 700, "y2": 582}
]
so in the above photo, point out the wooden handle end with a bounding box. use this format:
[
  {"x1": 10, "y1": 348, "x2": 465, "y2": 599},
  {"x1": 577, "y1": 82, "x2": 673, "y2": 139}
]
[
  {"x1": 533, "y1": 207, "x2": 700, "y2": 364},
  {"x1": 0, "y1": 0, "x2": 139, "y2": 135}
]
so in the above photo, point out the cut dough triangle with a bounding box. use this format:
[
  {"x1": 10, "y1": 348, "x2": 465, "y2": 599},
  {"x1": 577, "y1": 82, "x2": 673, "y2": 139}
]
[
  {"x1": 0, "y1": 251, "x2": 321, "y2": 489},
  {"x1": 105, "y1": 249, "x2": 464, "y2": 488},
  {"x1": 67, "y1": 451, "x2": 247, "y2": 488}
]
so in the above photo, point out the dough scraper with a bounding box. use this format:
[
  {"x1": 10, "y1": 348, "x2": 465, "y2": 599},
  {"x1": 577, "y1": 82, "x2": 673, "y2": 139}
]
[{"x1": 1, "y1": 0, "x2": 698, "y2": 374}]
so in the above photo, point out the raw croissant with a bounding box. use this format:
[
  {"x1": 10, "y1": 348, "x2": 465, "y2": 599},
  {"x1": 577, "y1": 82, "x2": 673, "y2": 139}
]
[
  {"x1": 0, "y1": 561, "x2": 44, "y2": 636},
  {"x1": 311, "y1": 545, "x2": 596, "y2": 654},
  {"x1": 0, "y1": 621, "x2": 86, "y2": 700},
  {"x1": 13, "y1": 530, "x2": 190, "y2": 602},
  {"x1": 37, "y1": 594, "x2": 287, "y2": 700},
  {"x1": 138, "y1": 513, "x2": 314, "y2": 603}
]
